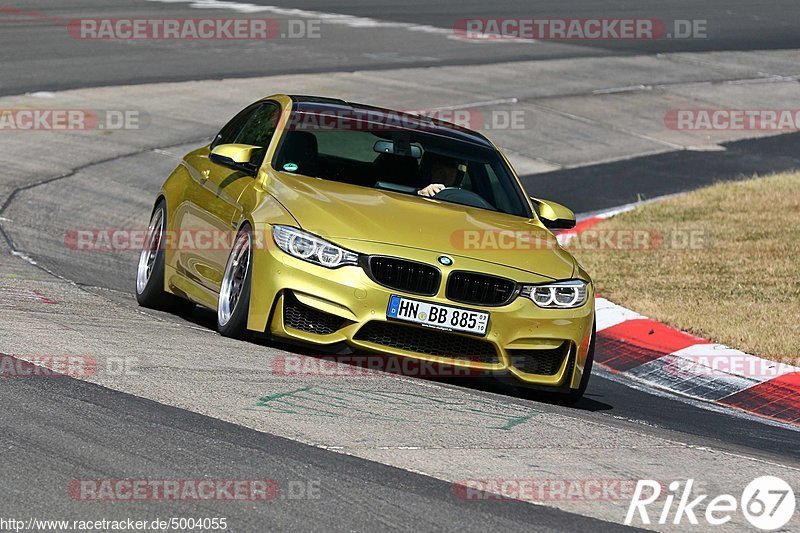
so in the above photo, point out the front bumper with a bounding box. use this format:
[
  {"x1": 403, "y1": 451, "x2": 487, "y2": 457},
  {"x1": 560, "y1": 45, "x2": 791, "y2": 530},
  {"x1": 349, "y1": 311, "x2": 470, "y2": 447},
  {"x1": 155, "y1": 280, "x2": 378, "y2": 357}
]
[{"x1": 248, "y1": 237, "x2": 594, "y2": 389}]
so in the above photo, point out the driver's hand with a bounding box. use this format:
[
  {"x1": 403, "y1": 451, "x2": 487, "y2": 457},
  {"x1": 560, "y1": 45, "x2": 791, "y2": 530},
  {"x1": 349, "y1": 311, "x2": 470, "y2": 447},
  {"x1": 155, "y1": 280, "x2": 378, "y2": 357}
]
[{"x1": 417, "y1": 183, "x2": 446, "y2": 197}]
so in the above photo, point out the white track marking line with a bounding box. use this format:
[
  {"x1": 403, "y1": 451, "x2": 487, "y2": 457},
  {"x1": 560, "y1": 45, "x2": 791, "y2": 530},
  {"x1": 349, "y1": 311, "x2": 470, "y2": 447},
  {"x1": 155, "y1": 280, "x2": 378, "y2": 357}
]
[
  {"x1": 418, "y1": 97, "x2": 520, "y2": 111},
  {"x1": 595, "y1": 297, "x2": 644, "y2": 332}
]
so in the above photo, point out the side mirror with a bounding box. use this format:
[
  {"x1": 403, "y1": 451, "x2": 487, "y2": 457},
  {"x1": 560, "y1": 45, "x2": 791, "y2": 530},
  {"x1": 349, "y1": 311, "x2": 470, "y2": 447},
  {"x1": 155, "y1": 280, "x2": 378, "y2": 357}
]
[
  {"x1": 209, "y1": 143, "x2": 261, "y2": 174},
  {"x1": 530, "y1": 197, "x2": 576, "y2": 229}
]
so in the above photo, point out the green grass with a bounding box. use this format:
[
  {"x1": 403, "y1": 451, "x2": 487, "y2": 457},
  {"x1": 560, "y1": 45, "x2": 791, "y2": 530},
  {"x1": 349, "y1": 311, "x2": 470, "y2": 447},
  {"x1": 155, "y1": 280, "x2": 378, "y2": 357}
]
[{"x1": 570, "y1": 172, "x2": 800, "y2": 362}]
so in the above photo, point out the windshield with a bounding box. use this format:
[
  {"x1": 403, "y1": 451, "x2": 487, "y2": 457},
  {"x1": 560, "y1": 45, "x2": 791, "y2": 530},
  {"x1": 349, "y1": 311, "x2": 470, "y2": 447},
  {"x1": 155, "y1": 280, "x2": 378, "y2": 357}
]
[{"x1": 272, "y1": 114, "x2": 532, "y2": 218}]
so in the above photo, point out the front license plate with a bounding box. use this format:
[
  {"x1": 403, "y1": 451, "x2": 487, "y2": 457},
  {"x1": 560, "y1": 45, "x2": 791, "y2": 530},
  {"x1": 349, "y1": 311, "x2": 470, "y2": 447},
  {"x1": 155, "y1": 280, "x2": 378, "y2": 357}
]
[{"x1": 386, "y1": 295, "x2": 489, "y2": 336}]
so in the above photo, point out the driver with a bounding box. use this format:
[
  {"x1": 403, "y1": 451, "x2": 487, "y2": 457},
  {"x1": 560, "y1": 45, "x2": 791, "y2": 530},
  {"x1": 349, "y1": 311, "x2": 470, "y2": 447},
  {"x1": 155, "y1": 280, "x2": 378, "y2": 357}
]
[{"x1": 416, "y1": 153, "x2": 460, "y2": 197}]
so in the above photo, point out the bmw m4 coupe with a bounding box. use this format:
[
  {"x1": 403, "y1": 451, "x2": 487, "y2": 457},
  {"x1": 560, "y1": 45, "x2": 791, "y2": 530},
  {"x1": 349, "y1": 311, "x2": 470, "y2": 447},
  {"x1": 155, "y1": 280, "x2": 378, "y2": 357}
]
[{"x1": 136, "y1": 94, "x2": 595, "y2": 401}]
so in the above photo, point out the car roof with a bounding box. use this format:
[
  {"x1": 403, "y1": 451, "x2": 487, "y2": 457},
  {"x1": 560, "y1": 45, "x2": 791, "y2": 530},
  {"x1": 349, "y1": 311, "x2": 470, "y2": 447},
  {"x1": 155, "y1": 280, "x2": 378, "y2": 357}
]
[{"x1": 286, "y1": 94, "x2": 495, "y2": 149}]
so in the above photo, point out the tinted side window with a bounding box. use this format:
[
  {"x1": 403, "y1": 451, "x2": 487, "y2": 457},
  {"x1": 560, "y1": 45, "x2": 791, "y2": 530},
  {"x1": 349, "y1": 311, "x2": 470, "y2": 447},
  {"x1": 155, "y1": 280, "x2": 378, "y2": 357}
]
[
  {"x1": 315, "y1": 130, "x2": 376, "y2": 162},
  {"x1": 211, "y1": 103, "x2": 260, "y2": 149},
  {"x1": 233, "y1": 103, "x2": 281, "y2": 166}
]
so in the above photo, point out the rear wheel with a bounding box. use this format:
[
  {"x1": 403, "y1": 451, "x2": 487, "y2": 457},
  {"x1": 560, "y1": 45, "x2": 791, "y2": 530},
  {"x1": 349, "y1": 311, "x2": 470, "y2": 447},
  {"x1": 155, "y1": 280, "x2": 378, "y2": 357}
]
[
  {"x1": 135, "y1": 200, "x2": 195, "y2": 314},
  {"x1": 217, "y1": 225, "x2": 253, "y2": 339}
]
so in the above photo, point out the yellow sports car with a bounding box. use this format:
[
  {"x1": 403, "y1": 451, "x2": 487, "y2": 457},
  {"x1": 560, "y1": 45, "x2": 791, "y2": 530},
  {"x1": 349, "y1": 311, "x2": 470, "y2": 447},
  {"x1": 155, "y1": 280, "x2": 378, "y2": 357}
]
[{"x1": 136, "y1": 94, "x2": 595, "y2": 402}]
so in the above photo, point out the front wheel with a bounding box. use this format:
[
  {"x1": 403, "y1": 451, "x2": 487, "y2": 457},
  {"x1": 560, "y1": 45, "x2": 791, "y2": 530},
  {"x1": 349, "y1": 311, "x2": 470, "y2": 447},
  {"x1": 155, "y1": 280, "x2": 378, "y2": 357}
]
[
  {"x1": 516, "y1": 322, "x2": 595, "y2": 405},
  {"x1": 555, "y1": 323, "x2": 596, "y2": 405},
  {"x1": 217, "y1": 225, "x2": 253, "y2": 339},
  {"x1": 135, "y1": 200, "x2": 195, "y2": 314}
]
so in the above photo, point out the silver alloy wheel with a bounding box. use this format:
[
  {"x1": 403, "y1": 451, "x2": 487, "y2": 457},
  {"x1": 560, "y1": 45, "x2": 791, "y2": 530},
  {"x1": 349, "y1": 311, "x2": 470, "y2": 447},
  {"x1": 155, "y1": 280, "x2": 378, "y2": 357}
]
[
  {"x1": 218, "y1": 230, "x2": 251, "y2": 327},
  {"x1": 136, "y1": 208, "x2": 163, "y2": 295}
]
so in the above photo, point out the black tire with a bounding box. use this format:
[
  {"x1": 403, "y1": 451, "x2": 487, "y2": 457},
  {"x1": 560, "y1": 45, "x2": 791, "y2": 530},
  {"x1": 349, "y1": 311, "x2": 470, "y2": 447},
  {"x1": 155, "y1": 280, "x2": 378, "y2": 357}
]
[
  {"x1": 555, "y1": 322, "x2": 596, "y2": 405},
  {"x1": 135, "y1": 199, "x2": 195, "y2": 315},
  {"x1": 217, "y1": 224, "x2": 253, "y2": 339},
  {"x1": 516, "y1": 322, "x2": 596, "y2": 405}
]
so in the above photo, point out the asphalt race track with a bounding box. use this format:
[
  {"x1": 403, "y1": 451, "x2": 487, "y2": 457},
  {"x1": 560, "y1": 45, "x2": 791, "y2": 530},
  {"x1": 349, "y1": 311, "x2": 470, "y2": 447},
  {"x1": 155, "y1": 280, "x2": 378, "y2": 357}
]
[
  {"x1": 2, "y1": 358, "x2": 633, "y2": 531},
  {"x1": 1, "y1": 1, "x2": 799, "y2": 531},
  {"x1": 2, "y1": 0, "x2": 800, "y2": 95}
]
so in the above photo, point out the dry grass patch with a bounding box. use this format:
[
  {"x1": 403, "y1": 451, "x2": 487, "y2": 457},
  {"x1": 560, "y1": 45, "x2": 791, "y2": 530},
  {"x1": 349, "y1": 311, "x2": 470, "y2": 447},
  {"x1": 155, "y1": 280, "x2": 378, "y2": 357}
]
[{"x1": 571, "y1": 172, "x2": 800, "y2": 362}]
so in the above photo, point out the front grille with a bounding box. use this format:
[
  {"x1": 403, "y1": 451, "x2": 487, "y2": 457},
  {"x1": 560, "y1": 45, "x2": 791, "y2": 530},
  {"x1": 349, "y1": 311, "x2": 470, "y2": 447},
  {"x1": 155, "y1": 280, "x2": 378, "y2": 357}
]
[
  {"x1": 367, "y1": 256, "x2": 440, "y2": 296},
  {"x1": 446, "y1": 271, "x2": 517, "y2": 306},
  {"x1": 508, "y1": 343, "x2": 570, "y2": 375},
  {"x1": 354, "y1": 321, "x2": 498, "y2": 363},
  {"x1": 283, "y1": 292, "x2": 347, "y2": 335}
]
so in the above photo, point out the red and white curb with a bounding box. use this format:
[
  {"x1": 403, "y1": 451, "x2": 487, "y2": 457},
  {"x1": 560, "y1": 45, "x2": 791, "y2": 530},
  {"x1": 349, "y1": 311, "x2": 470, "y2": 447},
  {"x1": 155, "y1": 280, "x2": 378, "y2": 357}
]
[{"x1": 558, "y1": 208, "x2": 800, "y2": 427}]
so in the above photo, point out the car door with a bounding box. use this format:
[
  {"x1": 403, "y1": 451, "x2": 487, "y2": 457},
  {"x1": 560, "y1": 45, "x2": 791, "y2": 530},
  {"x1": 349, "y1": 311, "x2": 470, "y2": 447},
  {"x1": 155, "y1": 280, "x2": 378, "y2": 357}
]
[{"x1": 177, "y1": 101, "x2": 281, "y2": 293}]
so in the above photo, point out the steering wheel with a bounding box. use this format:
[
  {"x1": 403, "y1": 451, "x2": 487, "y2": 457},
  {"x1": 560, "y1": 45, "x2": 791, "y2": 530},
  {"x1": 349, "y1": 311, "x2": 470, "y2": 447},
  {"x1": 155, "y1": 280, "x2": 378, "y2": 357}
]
[{"x1": 433, "y1": 187, "x2": 496, "y2": 210}]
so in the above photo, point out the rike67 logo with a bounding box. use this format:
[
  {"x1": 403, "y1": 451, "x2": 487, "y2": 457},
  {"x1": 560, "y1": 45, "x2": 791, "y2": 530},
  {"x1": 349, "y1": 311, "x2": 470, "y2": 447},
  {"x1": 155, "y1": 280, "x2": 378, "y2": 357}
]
[{"x1": 625, "y1": 477, "x2": 796, "y2": 530}]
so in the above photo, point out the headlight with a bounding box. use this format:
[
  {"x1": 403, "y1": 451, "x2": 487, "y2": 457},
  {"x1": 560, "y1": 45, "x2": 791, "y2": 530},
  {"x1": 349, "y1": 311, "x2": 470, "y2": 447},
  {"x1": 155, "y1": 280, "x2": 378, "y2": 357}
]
[
  {"x1": 520, "y1": 280, "x2": 588, "y2": 308},
  {"x1": 272, "y1": 226, "x2": 359, "y2": 268}
]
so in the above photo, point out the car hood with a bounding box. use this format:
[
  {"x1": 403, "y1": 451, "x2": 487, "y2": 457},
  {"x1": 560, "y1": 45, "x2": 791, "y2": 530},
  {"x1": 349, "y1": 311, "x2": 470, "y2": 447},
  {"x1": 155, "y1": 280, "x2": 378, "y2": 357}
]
[{"x1": 267, "y1": 172, "x2": 575, "y2": 280}]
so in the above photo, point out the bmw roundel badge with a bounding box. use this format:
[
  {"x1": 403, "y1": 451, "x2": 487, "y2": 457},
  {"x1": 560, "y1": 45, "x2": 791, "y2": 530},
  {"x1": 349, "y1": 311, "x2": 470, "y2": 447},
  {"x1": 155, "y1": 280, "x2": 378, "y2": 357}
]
[{"x1": 437, "y1": 255, "x2": 453, "y2": 266}]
